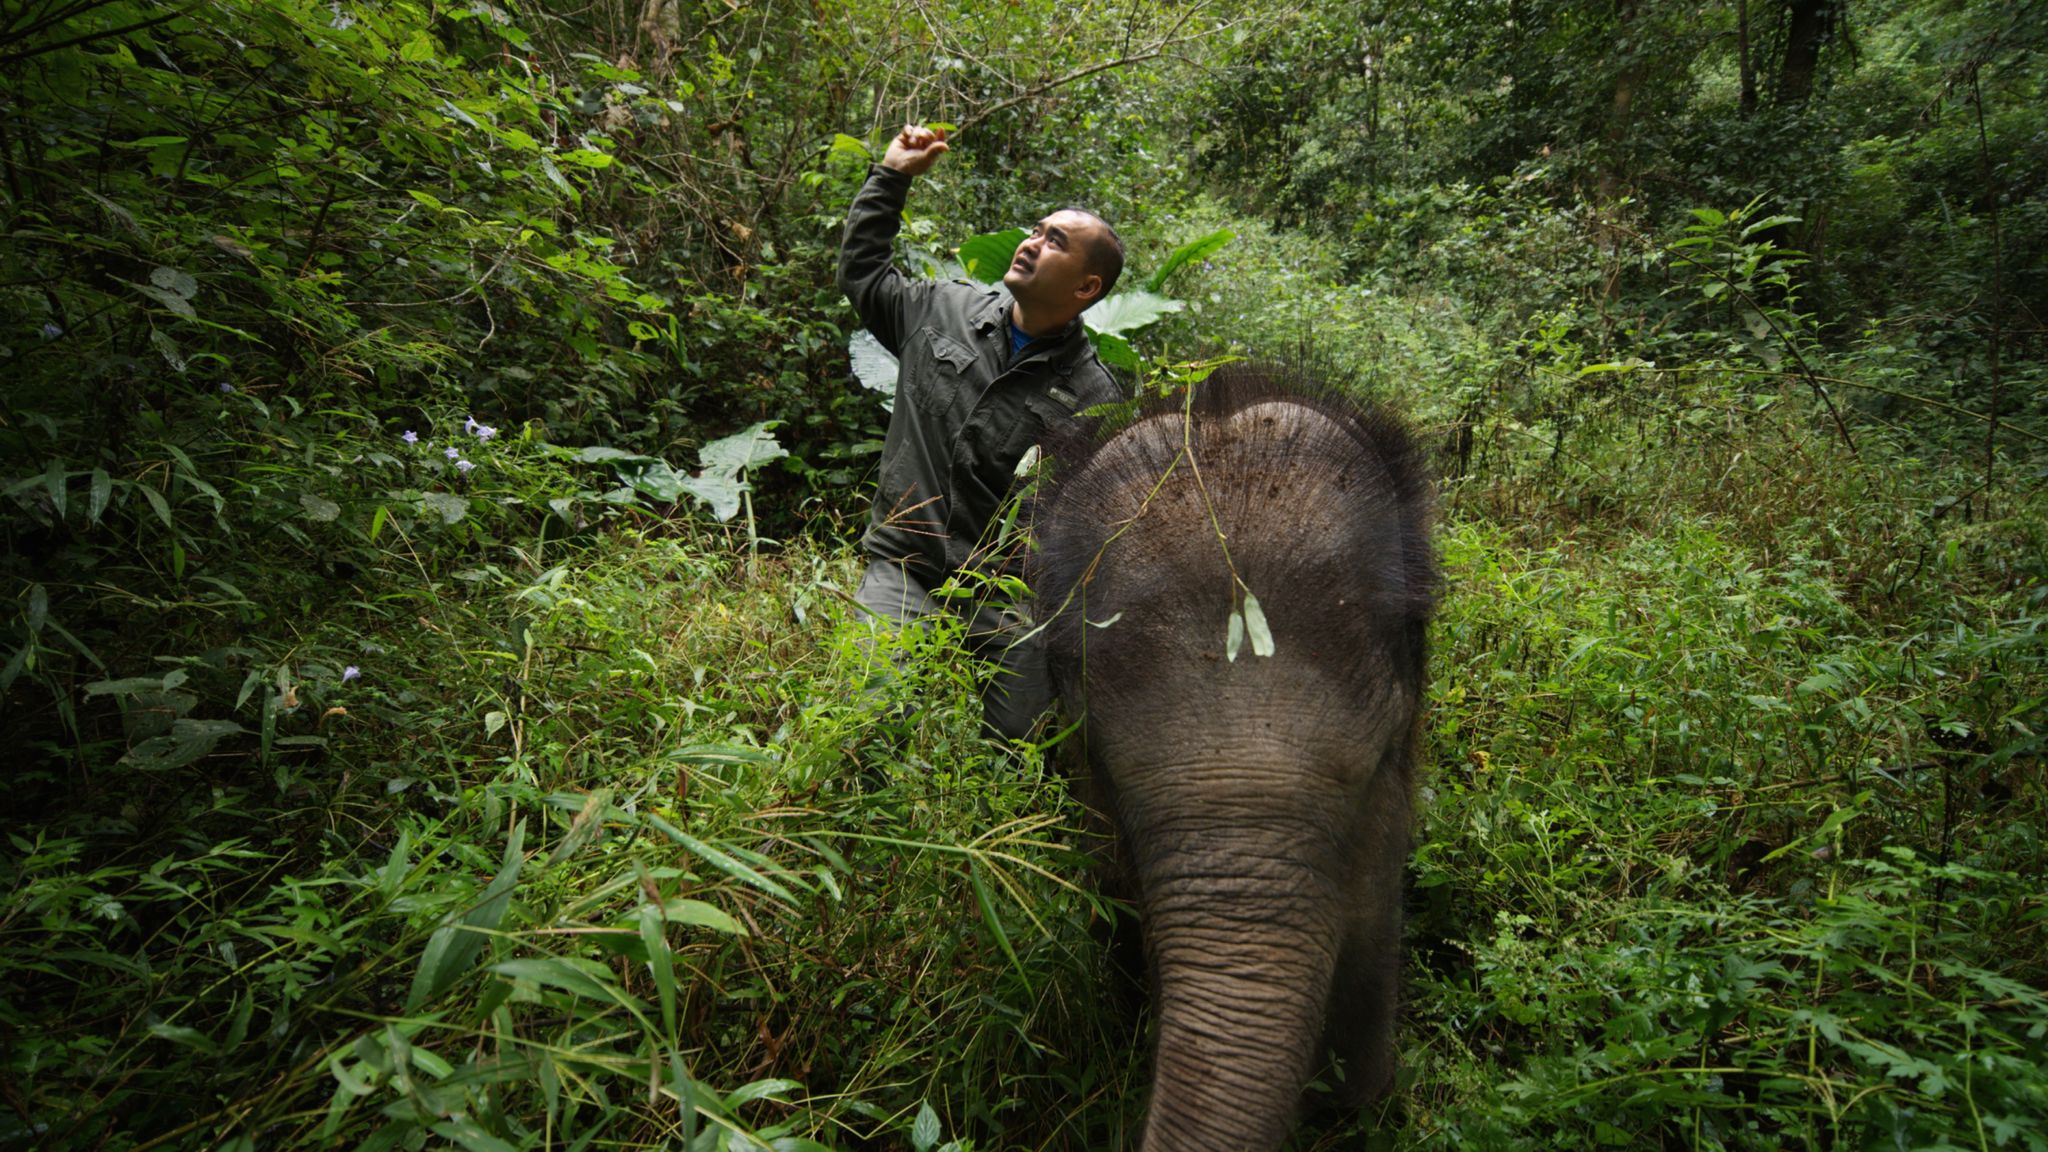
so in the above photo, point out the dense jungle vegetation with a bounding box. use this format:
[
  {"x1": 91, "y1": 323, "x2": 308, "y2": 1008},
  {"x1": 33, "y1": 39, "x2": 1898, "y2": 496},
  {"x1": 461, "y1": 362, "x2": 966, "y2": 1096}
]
[{"x1": 3, "y1": 0, "x2": 2045, "y2": 1148}]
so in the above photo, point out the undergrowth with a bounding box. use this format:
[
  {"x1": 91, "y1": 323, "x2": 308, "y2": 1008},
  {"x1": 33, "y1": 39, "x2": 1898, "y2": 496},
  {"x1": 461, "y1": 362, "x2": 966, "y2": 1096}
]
[{"x1": 6, "y1": 69, "x2": 2045, "y2": 1152}]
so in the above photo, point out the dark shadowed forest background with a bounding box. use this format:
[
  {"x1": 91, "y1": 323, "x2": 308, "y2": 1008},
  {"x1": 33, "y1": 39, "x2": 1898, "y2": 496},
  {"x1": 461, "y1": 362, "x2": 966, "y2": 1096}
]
[{"x1": 2, "y1": 0, "x2": 2045, "y2": 1148}]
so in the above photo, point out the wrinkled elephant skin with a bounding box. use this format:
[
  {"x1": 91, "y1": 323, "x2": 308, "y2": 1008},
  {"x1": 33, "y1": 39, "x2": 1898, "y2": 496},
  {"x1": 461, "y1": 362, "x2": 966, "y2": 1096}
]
[{"x1": 1032, "y1": 366, "x2": 1435, "y2": 1152}]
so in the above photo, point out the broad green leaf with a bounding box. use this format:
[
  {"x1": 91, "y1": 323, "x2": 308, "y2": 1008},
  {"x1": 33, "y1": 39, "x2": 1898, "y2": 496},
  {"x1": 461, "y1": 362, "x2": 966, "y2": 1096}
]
[
  {"x1": 1242, "y1": 592, "x2": 1275, "y2": 658},
  {"x1": 489, "y1": 956, "x2": 626, "y2": 1003},
  {"x1": 1740, "y1": 213, "x2": 1802, "y2": 239},
  {"x1": 1088, "y1": 329, "x2": 1138, "y2": 371},
  {"x1": 122, "y1": 279, "x2": 196, "y2": 319},
  {"x1": 84, "y1": 674, "x2": 173, "y2": 698},
  {"x1": 147, "y1": 1021, "x2": 218, "y2": 1054},
  {"x1": 44, "y1": 459, "x2": 66, "y2": 519},
  {"x1": 119, "y1": 718, "x2": 245, "y2": 771},
  {"x1": 27, "y1": 584, "x2": 47, "y2": 635},
  {"x1": 1144, "y1": 227, "x2": 1234, "y2": 293},
  {"x1": 299, "y1": 493, "x2": 340, "y2": 522},
  {"x1": 1226, "y1": 608, "x2": 1244, "y2": 663},
  {"x1": 698, "y1": 422, "x2": 788, "y2": 478},
  {"x1": 676, "y1": 471, "x2": 744, "y2": 522},
  {"x1": 399, "y1": 31, "x2": 439, "y2": 63},
  {"x1": 957, "y1": 228, "x2": 1027, "y2": 283},
  {"x1": 541, "y1": 154, "x2": 575, "y2": 199},
  {"x1": 640, "y1": 902, "x2": 678, "y2": 1036},
  {"x1": 724, "y1": 1078, "x2": 802, "y2": 1109},
  {"x1": 380, "y1": 831, "x2": 411, "y2": 901},
  {"x1": 1085, "y1": 290, "x2": 1184, "y2": 337},
  {"x1": 653, "y1": 897, "x2": 746, "y2": 936},
  {"x1": 848, "y1": 330, "x2": 898, "y2": 402},
  {"x1": 575, "y1": 445, "x2": 657, "y2": 464},
  {"x1": 646, "y1": 814, "x2": 796, "y2": 903},
  {"x1": 407, "y1": 820, "x2": 525, "y2": 1011},
  {"x1": 912, "y1": 1101, "x2": 942, "y2": 1152},
  {"x1": 430, "y1": 1118, "x2": 517, "y2": 1152},
  {"x1": 149, "y1": 266, "x2": 198, "y2": 299},
  {"x1": 671, "y1": 1052, "x2": 698, "y2": 1144},
  {"x1": 421, "y1": 491, "x2": 468, "y2": 524},
  {"x1": 88, "y1": 469, "x2": 111, "y2": 523},
  {"x1": 139, "y1": 485, "x2": 172, "y2": 530},
  {"x1": 327, "y1": 1051, "x2": 375, "y2": 1097}
]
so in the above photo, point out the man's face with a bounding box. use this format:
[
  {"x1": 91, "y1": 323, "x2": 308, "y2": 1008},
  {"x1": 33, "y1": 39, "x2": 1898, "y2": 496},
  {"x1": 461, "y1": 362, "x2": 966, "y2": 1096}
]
[{"x1": 1004, "y1": 210, "x2": 1104, "y2": 313}]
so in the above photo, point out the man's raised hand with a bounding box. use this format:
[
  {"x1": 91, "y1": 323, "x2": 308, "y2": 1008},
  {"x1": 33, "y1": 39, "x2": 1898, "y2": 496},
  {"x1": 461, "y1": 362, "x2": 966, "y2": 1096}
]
[{"x1": 881, "y1": 124, "x2": 949, "y2": 177}]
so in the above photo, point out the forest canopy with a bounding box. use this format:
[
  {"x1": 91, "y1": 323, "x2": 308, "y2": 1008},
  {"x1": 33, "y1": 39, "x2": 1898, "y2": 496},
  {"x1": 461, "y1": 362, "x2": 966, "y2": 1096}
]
[{"x1": 2, "y1": 1, "x2": 2043, "y2": 1149}]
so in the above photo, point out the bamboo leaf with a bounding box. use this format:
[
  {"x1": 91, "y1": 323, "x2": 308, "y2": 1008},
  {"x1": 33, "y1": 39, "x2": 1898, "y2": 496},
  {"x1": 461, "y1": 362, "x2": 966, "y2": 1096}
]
[
  {"x1": 646, "y1": 814, "x2": 796, "y2": 904},
  {"x1": 1242, "y1": 592, "x2": 1275, "y2": 658},
  {"x1": 1144, "y1": 227, "x2": 1234, "y2": 293},
  {"x1": 970, "y1": 859, "x2": 1028, "y2": 990},
  {"x1": 407, "y1": 820, "x2": 525, "y2": 1010}
]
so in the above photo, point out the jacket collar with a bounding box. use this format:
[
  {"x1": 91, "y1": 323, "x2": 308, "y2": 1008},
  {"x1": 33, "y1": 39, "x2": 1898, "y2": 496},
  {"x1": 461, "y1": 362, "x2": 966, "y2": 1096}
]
[{"x1": 982, "y1": 287, "x2": 1089, "y2": 373}]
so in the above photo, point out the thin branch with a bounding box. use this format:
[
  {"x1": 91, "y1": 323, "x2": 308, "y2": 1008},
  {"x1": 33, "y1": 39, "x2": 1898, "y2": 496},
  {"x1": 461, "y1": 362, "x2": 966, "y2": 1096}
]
[
  {"x1": 1635, "y1": 222, "x2": 1859, "y2": 455},
  {"x1": 952, "y1": 8, "x2": 1243, "y2": 136},
  {"x1": 0, "y1": 2, "x2": 200, "y2": 67}
]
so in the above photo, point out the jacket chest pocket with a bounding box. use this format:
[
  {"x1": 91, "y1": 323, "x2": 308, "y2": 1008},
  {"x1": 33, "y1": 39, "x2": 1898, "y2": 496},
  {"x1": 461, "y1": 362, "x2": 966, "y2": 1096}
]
[
  {"x1": 909, "y1": 327, "x2": 980, "y2": 420},
  {"x1": 995, "y1": 389, "x2": 1073, "y2": 472}
]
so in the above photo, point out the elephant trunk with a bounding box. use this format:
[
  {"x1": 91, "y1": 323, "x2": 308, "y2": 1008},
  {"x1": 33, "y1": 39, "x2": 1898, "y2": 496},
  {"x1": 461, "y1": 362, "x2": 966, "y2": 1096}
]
[{"x1": 1127, "y1": 801, "x2": 1350, "y2": 1152}]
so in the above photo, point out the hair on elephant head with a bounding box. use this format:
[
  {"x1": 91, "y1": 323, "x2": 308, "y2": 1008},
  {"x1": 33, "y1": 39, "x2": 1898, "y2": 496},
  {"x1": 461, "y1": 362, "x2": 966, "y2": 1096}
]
[{"x1": 1030, "y1": 363, "x2": 1436, "y2": 1152}]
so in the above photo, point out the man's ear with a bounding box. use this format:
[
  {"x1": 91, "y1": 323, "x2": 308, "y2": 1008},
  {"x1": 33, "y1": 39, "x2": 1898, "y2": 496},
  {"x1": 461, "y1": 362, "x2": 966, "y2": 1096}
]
[{"x1": 1077, "y1": 274, "x2": 1104, "y2": 304}]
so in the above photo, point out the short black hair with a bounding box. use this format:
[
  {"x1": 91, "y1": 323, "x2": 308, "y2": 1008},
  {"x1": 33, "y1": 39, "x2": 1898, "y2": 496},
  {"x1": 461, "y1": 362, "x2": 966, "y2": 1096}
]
[{"x1": 1067, "y1": 208, "x2": 1123, "y2": 305}]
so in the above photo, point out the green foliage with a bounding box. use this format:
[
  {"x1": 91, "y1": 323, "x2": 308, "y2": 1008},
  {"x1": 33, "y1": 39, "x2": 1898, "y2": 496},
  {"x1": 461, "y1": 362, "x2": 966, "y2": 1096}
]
[{"x1": 4, "y1": 0, "x2": 2046, "y2": 1150}]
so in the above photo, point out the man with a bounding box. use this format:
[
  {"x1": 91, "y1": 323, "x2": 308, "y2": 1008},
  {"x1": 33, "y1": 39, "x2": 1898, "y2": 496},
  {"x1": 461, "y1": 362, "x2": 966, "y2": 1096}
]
[{"x1": 838, "y1": 124, "x2": 1126, "y2": 740}]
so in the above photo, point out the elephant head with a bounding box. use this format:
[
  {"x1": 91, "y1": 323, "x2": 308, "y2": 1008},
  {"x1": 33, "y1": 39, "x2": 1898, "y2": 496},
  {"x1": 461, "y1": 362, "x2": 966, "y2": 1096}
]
[{"x1": 1031, "y1": 365, "x2": 1435, "y2": 1152}]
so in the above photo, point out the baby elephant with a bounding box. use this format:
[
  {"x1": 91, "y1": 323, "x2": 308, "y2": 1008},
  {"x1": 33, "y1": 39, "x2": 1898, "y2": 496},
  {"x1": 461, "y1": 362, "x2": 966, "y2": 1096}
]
[{"x1": 1031, "y1": 365, "x2": 1435, "y2": 1152}]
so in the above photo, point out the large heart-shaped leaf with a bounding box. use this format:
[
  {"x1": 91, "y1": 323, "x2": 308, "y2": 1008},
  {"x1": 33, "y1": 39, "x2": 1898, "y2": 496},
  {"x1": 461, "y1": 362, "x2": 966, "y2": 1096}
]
[
  {"x1": 676, "y1": 472, "x2": 745, "y2": 522},
  {"x1": 697, "y1": 422, "x2": 787, "y2": 479},
  {"x1": 1085, "y1": 289, "x2": 1185, "y2": 337},
  {"x1": 1088, "y1": 329, "x2": 1139, "y2": 371},
  {"x1": 848, "y1": 330, "x2": 899, "y2": 409},
  {"x1": 958, "y1": 227, "x2": 1027, "y2": 283}
]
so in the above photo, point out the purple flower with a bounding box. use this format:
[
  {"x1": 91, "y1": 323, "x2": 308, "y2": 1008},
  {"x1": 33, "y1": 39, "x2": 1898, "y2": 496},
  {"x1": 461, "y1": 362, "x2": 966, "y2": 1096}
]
[
  {"x1": 342, "y1": 665, "x2": 360, "y2": 683},
  {"x1": 455, "y1": 458, "x2": 476, "y2": 473},
  {"x1": 39, "y1": 323, "x2": 62, "y2": 340},
  {"x1": 402, "y1": 430, "x2": 418, "y2": 444},
  {"x1": 445, "y1": 446, "x2": 461, "y2": 459},
  {"x1": 475, "y1": 424, "x2": 497, "y2": 442},
  {"x1": 219, "y1": 382, "x2": 234, "y2": 393}
]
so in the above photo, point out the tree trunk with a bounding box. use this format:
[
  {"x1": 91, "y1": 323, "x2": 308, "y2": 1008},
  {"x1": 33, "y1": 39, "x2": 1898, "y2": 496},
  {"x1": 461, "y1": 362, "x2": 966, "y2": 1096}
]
[
  {"x1": 1776, "y1": 0, "x2": 1837, "y2": 105},
  {"x1": 1599, "y1": 0, "x2": 1649, "y2": 203},
  {"x1": 1737, "y1": 0, "x2": 1758, "y2": 115}
]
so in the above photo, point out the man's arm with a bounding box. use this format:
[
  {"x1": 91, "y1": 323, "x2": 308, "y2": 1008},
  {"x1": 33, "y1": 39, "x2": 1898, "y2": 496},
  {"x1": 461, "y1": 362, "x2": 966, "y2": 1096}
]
[{"x1": 837, "y1": 126, "x2": 950, "y2": 356}]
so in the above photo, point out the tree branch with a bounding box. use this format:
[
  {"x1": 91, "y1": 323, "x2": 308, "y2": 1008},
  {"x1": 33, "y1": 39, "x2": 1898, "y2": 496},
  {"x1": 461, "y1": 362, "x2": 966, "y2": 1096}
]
[{"x1": 0, "y1": 2, "x2": 200, "y2": 68}]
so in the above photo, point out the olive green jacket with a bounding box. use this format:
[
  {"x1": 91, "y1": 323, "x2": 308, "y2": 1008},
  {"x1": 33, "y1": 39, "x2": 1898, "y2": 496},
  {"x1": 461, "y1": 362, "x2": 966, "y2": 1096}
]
[{"x1": 839, "y1": 164, "x2": 1123, "y2": 578}]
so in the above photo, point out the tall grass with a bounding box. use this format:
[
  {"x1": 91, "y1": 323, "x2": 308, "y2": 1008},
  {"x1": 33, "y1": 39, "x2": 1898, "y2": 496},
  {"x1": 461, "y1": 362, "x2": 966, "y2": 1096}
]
[{"x1": 8, "y1": 188, "x2": 2046, "y2": 1151}]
